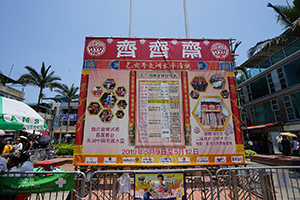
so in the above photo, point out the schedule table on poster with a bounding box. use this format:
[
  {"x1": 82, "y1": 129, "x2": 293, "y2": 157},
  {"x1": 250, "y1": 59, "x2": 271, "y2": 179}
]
[{"x1": 139, "y1": 81, "x2": 181, "y2": 144}]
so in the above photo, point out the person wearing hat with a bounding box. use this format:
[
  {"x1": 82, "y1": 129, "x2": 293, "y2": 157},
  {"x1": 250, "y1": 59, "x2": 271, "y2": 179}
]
[{"x1": 13, "y1": 138, "x2": 23, "y2": 155}]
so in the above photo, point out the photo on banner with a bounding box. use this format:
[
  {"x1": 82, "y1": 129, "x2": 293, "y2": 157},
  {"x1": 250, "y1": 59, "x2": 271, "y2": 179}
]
[{"x1": 134, "y1": 171, "x2": 185, "y2": 200}]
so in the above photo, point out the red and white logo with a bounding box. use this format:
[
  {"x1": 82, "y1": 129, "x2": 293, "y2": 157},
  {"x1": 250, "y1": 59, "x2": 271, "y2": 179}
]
[
  {"x1": 211, "y1": 43, "x2": 229, "y2": 59},
  {"x1": 87, "y1": 40, "x2": 106, "y2": 56}
]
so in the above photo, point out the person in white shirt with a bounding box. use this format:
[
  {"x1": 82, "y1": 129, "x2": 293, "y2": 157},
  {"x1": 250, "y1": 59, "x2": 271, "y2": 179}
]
[
  {"x1": 14, "y1": 138, "x2": 23, "y2": 155},
  {"x1": 292, "y1": 137, "x2": 299, "y2": 156},
  {"x1": 19, "y1": 153, "x2": 34, "y2": 176},
  {"x1": 0, "y1": 156, "x2": 7, "y2": 172}
]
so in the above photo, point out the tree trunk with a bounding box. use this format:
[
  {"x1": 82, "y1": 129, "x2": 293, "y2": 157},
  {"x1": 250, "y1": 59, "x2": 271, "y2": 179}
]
[{"x1": 37, "y1": 87, "x2": 43, "y2": 112}]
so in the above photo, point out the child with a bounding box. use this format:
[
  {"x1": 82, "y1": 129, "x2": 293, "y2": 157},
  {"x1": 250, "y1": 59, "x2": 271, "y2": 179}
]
[{"x1": 143, "y1": 188, "x2": 151, "y2": 200}]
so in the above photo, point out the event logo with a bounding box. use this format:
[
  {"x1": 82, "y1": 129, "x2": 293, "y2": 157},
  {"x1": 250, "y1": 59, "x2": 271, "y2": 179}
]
[
  {"x1": 142, "y1": 157, "x2": 154, "y2": 164},
  {"x1": 123, "y1": 157, "x2": 136, "y2": 164},
  {"x1": 178, "y1": 157, "x2": 190, "y2": 164},
  {"x1": 231, "y1": 156, "x2": 244, "y2": 163},
  {"x1": 211, "y1": 43, "x2": 229, "y2": 59},
  {"x1": 85, "y1": 157, "x2": 98, "y2": 164},
  {"x1": 87, "y1": 40, "x2": 106, "y2": 56},
  {"x1": 194, "y1": 127, "x2": 200, "y2": 134},
  {"x1": 215, "y1": 156, "x2": 227, "y2": 163},
  {"x1": 160, "y1": 157, "x2": 173, "y2": 164},
  {"x1": 197, "y1": 157, "x2": 209, "y2": 163},
  {"x1": 104, "y1": 157, "x2": 117, "y2": 164}
]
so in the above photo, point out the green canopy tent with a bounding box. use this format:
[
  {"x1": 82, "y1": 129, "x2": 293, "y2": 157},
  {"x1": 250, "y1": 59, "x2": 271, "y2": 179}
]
[{"x1": 0, "y1": 96, "x2": 47, "y2": 131}]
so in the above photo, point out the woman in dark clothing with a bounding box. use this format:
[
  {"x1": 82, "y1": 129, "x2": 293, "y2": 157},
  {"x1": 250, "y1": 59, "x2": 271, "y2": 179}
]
[{"x1": 282, "y1": 136, "x2": 291, "y2": 156}]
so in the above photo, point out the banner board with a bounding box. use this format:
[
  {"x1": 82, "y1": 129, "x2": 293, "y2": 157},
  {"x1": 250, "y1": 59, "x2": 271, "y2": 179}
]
[
  {"x1": 74, "y1": 37, "x2": 245, "y2": 166},
  {"x1": 134, "y1": 171, "x2": 185, "y2": 200}
]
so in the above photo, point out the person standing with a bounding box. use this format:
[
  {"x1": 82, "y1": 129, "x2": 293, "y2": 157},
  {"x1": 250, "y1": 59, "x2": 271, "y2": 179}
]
[
  {"x1": 23, "y1": 137, "x2": 33, "y2": 152},
  {"x1": 2, "y1": 140, "x2": 13, "y2": 155},
  {"x1": 282, "y1": 135, "x2": 291, "y2": 156},
  {"x1": 19, "y1": 153, "x2": 34, "y2": 177},
  {"x1": 0, "y1": 136, "x2": 5, "y2": 154},
  {"x1": 0, "y1": 155, "x2": 7, "y2": 172},
  {"x1": 13, "y1": 138, "x2": 23, "y2": 156},
  {"x1": 292, "y1": 137, "x2": 299, "y2": 156}
]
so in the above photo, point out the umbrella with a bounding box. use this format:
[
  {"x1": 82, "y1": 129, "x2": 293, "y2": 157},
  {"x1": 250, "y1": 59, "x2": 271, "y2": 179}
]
[
  {"x1": 64, "y1": 134, "x2": 72, "y2": 137},
  {"x1": 3, "y1": 137, "x2": 13, "y2": 141},
  {"x1": 0, "y1": 96, "x2": 46, "y2": 130},
  {"x1": 19, "y1": 136, "x2": 27, "y2": 140},
  {"x1": 0, "y1": 130, "x2": 5, "y2": 136},
  {"x1": 280, "y1": 132, "x2": 297, "y2": 137},
  {"x1": 38, "y1": 136, "x2": 52, "y2": 145}
]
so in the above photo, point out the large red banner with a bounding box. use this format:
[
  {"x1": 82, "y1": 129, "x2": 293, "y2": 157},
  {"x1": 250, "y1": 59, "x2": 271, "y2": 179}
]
[{"x1": 74, "y1": 37, "x2": 245, "y2": 166}]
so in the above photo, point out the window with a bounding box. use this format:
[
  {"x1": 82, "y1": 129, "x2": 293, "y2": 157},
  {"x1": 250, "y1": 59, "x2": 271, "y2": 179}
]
[
  {"x1": 290, "y1": 92, "x2": 300, "y2": 119},
  {"x1": 259, "y1": 59, "x2": 271, "y2": 69},
  {"x1": 271, "y1": 50, "x2": 285, "y2": 65},
  {"x1": 283, "y1": 57, "x2": 300, "y2": 87},
  {"x1": 270, "y1": 98, "x2": 281, "y2": 121},
  {"x1": 283, "y1": 95, "x2": 296, "y2": 120},
  {"x1": 250, "y1": 76, "x2": 269, "y2": 100},
  {"x1": 285, "y1": 39, "x2": 300, "y2": 57},
  {"x1": 266, "y1": 73, "x2": 275, "y2": 93},
  {"x1": 246, "y1": 85, "x2": 252, "y2": 102},
  {"x1": 277, "y1": 67, "x2": 287, "y2": 89},
  {"x1": 241, "y1": 108, "x2": 248, "y2": 122},
  {"x1": 250, "y1": 107, "x2": 256, "y2": 125},
  {"x1": 253, "y1": 102, "x2": 275, "y2": 125}
]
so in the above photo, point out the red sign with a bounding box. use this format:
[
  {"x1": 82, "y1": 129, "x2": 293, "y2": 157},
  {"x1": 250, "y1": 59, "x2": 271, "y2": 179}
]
[{"x1": 84, "y1": 37, "x2": 231, "y2": 62}]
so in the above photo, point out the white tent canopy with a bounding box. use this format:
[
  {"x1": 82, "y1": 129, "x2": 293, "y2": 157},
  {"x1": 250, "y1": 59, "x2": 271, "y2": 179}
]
[
  {"x1": 24, "y1": 130, "x2": 42, "y2": 135},
  {"x1": 0, "y1": 96, "x2": 45, "y2": 130}
]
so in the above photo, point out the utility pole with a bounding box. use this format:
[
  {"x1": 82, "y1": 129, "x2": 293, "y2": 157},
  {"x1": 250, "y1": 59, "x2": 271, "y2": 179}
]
[
  {"x1": 129, "y1": 0, "x2": 133, "y2": 37},
  {"x1": 183, "y1": 0, "x2": 190, "y2": 38}
]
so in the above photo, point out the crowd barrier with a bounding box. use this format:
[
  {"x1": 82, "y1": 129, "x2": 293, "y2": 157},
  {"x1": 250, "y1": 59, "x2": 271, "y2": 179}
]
[{"x1": 1, "y1": 166, "x2": 300, "y2": 200}]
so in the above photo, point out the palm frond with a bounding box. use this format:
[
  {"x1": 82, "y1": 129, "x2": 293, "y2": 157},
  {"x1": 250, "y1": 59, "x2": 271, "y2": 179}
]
[{"x1": 268, "y1": 3, "x2": 293, "y2": 29}]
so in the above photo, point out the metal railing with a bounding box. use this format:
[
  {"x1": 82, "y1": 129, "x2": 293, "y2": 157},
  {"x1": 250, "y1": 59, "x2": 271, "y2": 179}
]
[
  {"x1": 1, "y1": 166, "x2": 300, "y2": 199},
  {"x1": 216, "y1": 166, "x2": 300, "y2": 200}
]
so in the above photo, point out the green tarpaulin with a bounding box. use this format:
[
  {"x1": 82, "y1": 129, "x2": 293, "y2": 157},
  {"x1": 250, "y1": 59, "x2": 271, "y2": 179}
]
[{"x1": 0, "y1": 173, "x2": 74, "y2": 195}]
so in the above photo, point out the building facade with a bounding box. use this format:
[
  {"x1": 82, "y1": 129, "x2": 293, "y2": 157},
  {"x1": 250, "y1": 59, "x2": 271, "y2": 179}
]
[
  {"x1": 53, "y1": 101, "x2": 78, "y2": 138},
  {"x1": 238, "y1": 38, "x2": 300, "y2": 154}
]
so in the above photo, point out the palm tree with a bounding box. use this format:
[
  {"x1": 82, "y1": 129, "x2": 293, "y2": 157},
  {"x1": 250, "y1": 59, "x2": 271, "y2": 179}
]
[
  {"x1": 54, "y1": 83, "x2": 79, "y2": 137},
  {"x1": 248, "y1": 0, "x2": 300, "y2": 57},
  {"x1": 18, "y1": 62, "x2": 62, "y2": 112},
  {"x1": 231, "y1": 40, "x2": 249, "y2": 79}
]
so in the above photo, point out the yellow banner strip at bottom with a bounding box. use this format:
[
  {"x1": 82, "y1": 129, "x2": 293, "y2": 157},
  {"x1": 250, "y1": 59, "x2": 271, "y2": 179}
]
[{"x1": 73, "y1": 153, "x2": 246, "y2": 166}]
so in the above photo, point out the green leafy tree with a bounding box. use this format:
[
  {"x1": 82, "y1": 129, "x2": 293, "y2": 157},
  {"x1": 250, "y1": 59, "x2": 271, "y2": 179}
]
[
  {"x1": 248, "y1": 0, "x2": 300, "y2": 57},
  {"x1": 54, "y1": 83, "x2": 79, "y2": 136},
  {"x1": 18, "y1": 62, "x2": 62, "y2": 112}
]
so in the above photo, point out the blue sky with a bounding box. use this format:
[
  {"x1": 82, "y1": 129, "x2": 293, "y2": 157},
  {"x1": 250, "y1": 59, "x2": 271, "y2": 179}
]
[{"x1": 0, "y1": 0, "x2": 291, "y2": 103}]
